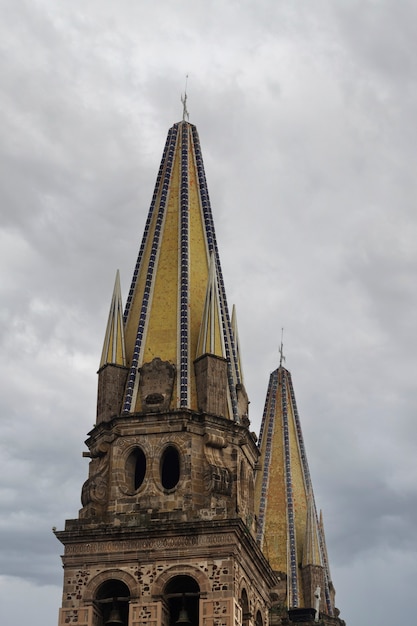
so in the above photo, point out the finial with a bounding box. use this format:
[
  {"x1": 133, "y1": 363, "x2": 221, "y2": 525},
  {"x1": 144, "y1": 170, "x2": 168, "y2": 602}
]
[
  {"x1": 181, "y1": 74, "x2": 189, "y2": 121},
  {"x1": 279, "y1": 327, "x2": 285, "y2": 367}
]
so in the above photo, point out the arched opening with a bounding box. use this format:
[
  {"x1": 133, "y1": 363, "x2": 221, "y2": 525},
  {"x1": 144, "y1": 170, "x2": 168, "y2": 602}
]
[
  {"x1": 241, "y1": 588, "x2": 250, "y2": 626},
  {"x1": 248, "y1": 469, "x2": 254, "y2": 511},
  {"x1": 160, "y1": 445, "x2": 180, "y2": 490},
  {"x1": 164, "y1": 575, "x2": 200, "y2": 626},
  {"x1": 239, "y1": 461, "x2": 246, "y2": 508},
  {"x1": 256, "y1": 610, "x2": 263, "y2": 626},
  {"x1": 126, "y1": 447, "x2": 147, "y2": 492},
  {"x1": 95, "y1": 579, "x2": 130, "y2": 626}
]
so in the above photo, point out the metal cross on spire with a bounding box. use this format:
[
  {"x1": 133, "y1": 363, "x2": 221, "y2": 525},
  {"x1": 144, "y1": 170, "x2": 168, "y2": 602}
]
[
  {"x1": 181, "y1": 74, "x2": 189, "y2": 121},
  {"x1": 279, "y1": 327, "x2": 286, "y2": 367}
]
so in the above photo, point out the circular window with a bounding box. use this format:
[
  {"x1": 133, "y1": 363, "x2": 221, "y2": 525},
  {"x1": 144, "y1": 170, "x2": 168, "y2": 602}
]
[
  {"x1": 125, "y1": 447, "x2": 147, "y2": 493},
  {"x1": 160, "y1": 445, "x2": 180, "y2": 490}
]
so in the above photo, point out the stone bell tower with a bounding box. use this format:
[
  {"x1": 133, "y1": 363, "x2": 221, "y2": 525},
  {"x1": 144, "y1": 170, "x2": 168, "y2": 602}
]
[{"x1": 55, "y1": 120, "x2": 277, "y2": 626}]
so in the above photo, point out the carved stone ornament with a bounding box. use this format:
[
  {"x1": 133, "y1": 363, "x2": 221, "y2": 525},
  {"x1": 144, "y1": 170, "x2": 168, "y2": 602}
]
[
  {"x1": 139, "y1": 357, "x2": 175, "y2": 412},
  {"x1": 204, "y1": 464, "x2": 232, "y2": 495},
  {"x1": 81, "y1": 443, "x2": 110, "y2": 507},
  {"x1": 81, "y1": 475, "x2": 108, "y2": 506}
]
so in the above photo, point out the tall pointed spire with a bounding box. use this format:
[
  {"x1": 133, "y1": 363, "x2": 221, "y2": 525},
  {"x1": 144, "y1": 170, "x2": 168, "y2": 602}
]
[
  {"x1": 121, "y1": 121, "x2": 242, "y2": 420},
  {"x1": 254, "y1": 361, "x2": 336, "y2": 616}
]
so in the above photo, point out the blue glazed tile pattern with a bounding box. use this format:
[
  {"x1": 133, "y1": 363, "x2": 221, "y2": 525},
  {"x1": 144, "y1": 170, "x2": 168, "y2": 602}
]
[
  {"x1": 122, "y1": 124, "x2": 179, "y2": 414},
  {"x1": 179, "y1": 122, "x2": 190, "y2": 407},
  {"x1": 191, "y1": 125, "x2": 240, "y2": 421}
]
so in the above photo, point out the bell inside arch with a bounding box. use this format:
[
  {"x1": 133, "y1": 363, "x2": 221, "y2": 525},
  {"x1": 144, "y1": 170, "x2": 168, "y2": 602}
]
[
  {"x1": 105, "y1": 606, "x2": 124, "y2": 626},
  {"x1": 165, "y1": 575, "x2": 199, "y2": 626},
  {"x1": 176, "y1": 605, "x2": 192, "y2": 626}
]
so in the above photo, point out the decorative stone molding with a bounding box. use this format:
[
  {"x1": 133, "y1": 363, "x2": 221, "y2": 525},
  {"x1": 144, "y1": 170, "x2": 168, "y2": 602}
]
[
  {"x1": 81, "y1": 443, "x2": 111, "y2": 507},
  {"x1": 64, "y1": 533, "x2": 236, "y2": 556},
  {"x1": 204, "y1": 433, "x2": 227, "y2": 449}
]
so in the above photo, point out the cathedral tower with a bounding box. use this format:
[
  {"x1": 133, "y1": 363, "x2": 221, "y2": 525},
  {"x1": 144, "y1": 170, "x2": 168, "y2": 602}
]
[
  {"x1": 55, "y1": 120, "x2": 275, "y2": 626},
  {"x1": 55, "y1": 119, "x2": 345, "y2": 626}
]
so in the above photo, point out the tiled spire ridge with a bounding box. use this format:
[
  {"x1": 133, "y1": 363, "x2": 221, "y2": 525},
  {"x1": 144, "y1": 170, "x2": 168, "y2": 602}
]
[
  {"x1": 191, "y1": 125, "x2": 240, "y2": 421},
  {"x1": 179, "y1": 121, "x2": 190, "y2": 407},
  {"x1": 287, "y1": 370, "x2": 333, "y2": 614},
  {"x1": 123, "y1": 129, "x2": 173, "y2": 325},
  {"x1": 256, "y1": 369, "x2": 278, "y2": 548},
  {"x1": 122, "y1": 125, "x2": 178, "y2": 414},
  {"x1": 281, "y1": 368, "x2": 300, "y2": 608}
]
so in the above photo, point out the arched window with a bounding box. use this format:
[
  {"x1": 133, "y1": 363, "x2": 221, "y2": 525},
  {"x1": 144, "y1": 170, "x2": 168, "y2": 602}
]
[
  {"x1": 125, "y1": 447, "x2": 147, "y2": 493},
  {"x1": 239, "y1": 462, "x2": 246, "y2": 508},
  {"x1": 256, "y1": 610, "x2": 263, "y2": 626},
  {"x1": 95, "y1": 579, "x2": 130, "y2": 626},
  {"x1": 241, "y1": 588, "x2": 250, "y2": 626},
  {"x1": 248, "y1": 468, "x2": 255, "y2": 511},
  {"x1": 164, "y1": 575, "x2": 200, "y2": 626},
  {"x1": 160, "y1": 445, "x2": 180, "y2": 490}
]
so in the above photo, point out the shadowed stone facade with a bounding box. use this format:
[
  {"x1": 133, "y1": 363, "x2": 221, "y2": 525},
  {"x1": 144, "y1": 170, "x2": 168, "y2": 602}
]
[{"x1": 56, "y1": 405, "x2": 276, "y2": 626}]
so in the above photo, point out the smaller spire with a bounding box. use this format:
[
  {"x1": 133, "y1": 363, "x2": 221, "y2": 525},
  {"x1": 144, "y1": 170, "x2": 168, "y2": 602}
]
[
  {"x1": 302, "y1": 491, "x2": 323, "y2": 568},
  {"x1": 231, "y1": 305, "x2": 244, "y2": 384},
  {"x1": 319, "y1": 509, "x2": 332, "y2": 584},
  {"x1": 196, "y1": 253, "x2": 225, "y2": 358},
  {"x1": 181, "y1": 74, "x2": 189, "y2": 121},
  {"x1": 99, "y1": 270, "x2": 126, "y2": 369}
]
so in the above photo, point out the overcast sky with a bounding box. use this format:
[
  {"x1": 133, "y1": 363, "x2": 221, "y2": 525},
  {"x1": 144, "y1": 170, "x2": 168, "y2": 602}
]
[{"x1": 1, "y1": 1, "x2": 416, "y2": 625}]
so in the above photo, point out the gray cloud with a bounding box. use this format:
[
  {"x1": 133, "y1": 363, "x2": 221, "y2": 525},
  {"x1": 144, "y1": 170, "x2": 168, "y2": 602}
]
[{"x1": 1, "y1": 2, "x2": 416, "y2": 625}]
